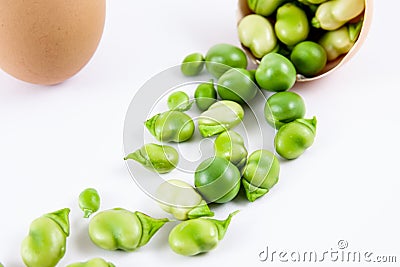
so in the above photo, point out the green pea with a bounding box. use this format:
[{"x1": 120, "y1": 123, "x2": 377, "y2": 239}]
[
  {"x1": 242, "y1": 149, "x2": 280, "y2": 202},
  {"x1": 205, "y1": 43, "x2": 248, "y2": 78},
  {"x1": 181, "y1": 52, "x2": 205, "y2": 76},
  {"x1": 124, "y1": 143, "x2": 179, "y2": 173},
  {"x1": 238, "y1": 14, "x2": 278, "y2": 59},
  {"x1": 275, "y1": 3, "x2": 309, "y2": 46},
  {"x1": 290, "y1": 41, "x2": 327, "y2": 77},
  {"x1": 214, "y1": 130, "x2": 248, "y2": 172},
  {"x1": 167, "y1": 91, "x2": 193, "y2": 111},
  {"x1": 255, "y1": 52, "x2": 296, "y2": 92},
  {"x1": 88, "y1": 208, "x2": 169, "y2": 252},
  {"x1": 198, "y1": 100, "x2": 244, "y2": 137},
  {"x1": 247, "y1": 0, "x2": 287, "y2": 16},
  {"x1": 21, "y1": 208, "x2": 70, "y2": 267},
  {"x1": 274, "y1": 117, "x2": 317, "y2": 160},
  {"x1": 264, "y1": 91, "x2": 306, "y2": 129},
  {"x1": 194, "y1": 79, "x2": 217, "y2": 111},
  {"x1": 168, "y1": 210, "x2": 239, "y2": 256},
  {"x1": 217, "y1": 68, "x2": 258, "y2": 105},
  {"x1": 79, "y1": 188, "x2": 100, "y2": 218},
  {"x1": 66, "y1": 258, "x2": 115, "y2": 267},
  {"x1": 145, "y1": 110, "x2": 195, "y2": 142},
  {"x1": 155, "y1": 179, "x2": 214, "y2": 220},
  {"x1": 194, "y1": 157, "x2": 241, "y2": 203}
]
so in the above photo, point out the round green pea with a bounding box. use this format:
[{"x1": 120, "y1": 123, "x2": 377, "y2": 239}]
[
  {"x1": 181, "y1": 52, "x2": 205, "y2": 76},
  {"x1": 264, "y1": 91, "x2": 306, "y2": 129},
  {"x1": 274, "y1": 117, "x2": 317, "y2": 160},
  {"x1": 78, "y1": 188, "x2": 100, "y2": 218},
  {"x1": 194, "y1": 79, "x2": 217, "y2": 111},
  {"x1": 205, "y1": 43, "x2": 248, "y2": 78},
  {"x1": 66, "y1": 258, "x2": 115, "y2": 267},
  {"x1": 167, "y1": 91, "x2": 192, "y2": 111},
  {"x1": 290, "y1": 41, "x2": 327, "y2": 77}
]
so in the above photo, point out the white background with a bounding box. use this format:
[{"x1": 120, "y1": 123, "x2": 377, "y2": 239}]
[{"x1": 1, "y1": 0, "x2": 399, "y2": 266}]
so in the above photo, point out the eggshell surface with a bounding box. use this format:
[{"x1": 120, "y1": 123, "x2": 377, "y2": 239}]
[{"x1": 0, "y1": 0, "x2": 106, "y2": 85}]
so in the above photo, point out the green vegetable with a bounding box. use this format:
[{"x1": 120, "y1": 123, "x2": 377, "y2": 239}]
[
  {"x1": 168, "y1": 210, "x2": 239, "y2": 256},
  {"x1": 66, "y1": 258, "x2": 115, "y2": 267},
  {"x1": 194, "y1": 79, "x2": 217, "y2": 111},
  {"x1": 124, "y1": 143, "x2": 179, "y2": 174},
  {"x1": 275, "y1": 3, "x2": 310, "y2": 47},
  {"x1": 214, "y1": 130, "x2": 248, "y2": 172},
  {"x1": 167, "y1": 91, "x2": 193, "y2": 111},
  {"x1": 198, "y1": 100, "x2": 244, "y2": 137},
  {"x1": 181, "y1": 52, "x2": 205, "y2": 76},
  {"x1": 205, "y1": 43, "x2": 248, "y2": 78},
  {"x1": 194, "y1": 157, "x2": 241, "y2": 203},
  {"x1": 318, "y1": 22, "x2": 362, "y2": 61},
  {"x1": 217, "y1": 68, "x2": 258, "y2": 104},
  {"x1": 298, "y1": 0, "x2": 327, "y2": 4},
  {"x1": 88, "y1": 208, "x2": 169, "y2": 251},
  {"x1": 242, "y1": 149, "x2": 280, "y2": 201},
  {"x1": 255, "y1": 52, "x2": 296, "y2": 92},
  {"x1": 290, "y1": 41, "x2": 327, "y2": 77},
  {"x1": 247, "y1": 0, "x2": 287, "y2": 16},
  {"x1": 79, "y1": 188, "x2": 100, "y2": 218},
  {"x1": 21, "y1": 208, "x2": 70, "y2": 267},
  {"x1": 312, "y1": 0, "x2": 365, "y2": 30},
  {"x1": 238, "y1": 14, "x2": 278, "y2": 59},
  {"x1": 264, "y1": 91, "x2": 306, "y2": 129},
  {"x1": 274, "y1": 117, "x2": 317, "y2": 160},
  {"x1": 145, "y1": 110, "x2": 195, "y2": 142},
  {"x1": 155, "y1": 179, "x2": 214, "y2": 220}
]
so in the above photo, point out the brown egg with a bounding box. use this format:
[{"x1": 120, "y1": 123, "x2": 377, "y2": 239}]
[{"x1": 0, "y1": 0, "x2": 106, "y2": 85}]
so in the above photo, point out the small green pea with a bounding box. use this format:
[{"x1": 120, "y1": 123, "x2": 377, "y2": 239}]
[
  {"x1": 167, "y1": 91, "x2": 193, "y2": 111},
  {"x1": 274, "y1": 117, "x2": 317, "y2": 160},
  {"x1": 264, "y1": 91, "x2": 306, "y2": 129},
  {"x1": 168, "y1": 210, "x2": 239, "y2": 256},
  {"x1": 181, "y1": 52, "x2": 205, "y2": 76},
  {"x1": 194, "y1": 79, "x2": 217, "y2": 111},
  {"x1": 79, "y1": 188, "x2": 100, "y2": 218},
  {"x1": 66, "y1": 258, "x2": 115, "y2": 267},
  {"x1": 214, "y1": 130, "x2": 248, "y2": 172}
]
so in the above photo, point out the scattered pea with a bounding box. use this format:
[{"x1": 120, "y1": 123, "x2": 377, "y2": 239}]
[
  {"x1": 290, "y1": 41, "x2": 327, "y2": 77},
  {"x1": 181, "y1": 52, "x2": 205, "y2": 76},
  {"x1": 167, "y1": 91, "x2": 193, "y2": 111},
  {"x1": 214, "y1": 130, "x2": 248, "y2": 172},
  {"x1": 66, "y1": 258, "x2": 115, "y2": 267},
  {"x1": 124, "y1": 143, "x2": 179, "y2": 173},
  {"x1": 194, "y1": 79, "x2": 217, "y2": 111},
  {"x1": 79, "y1": 188, "x2": 100, "y2": 218},
  {"x1": 168, "y1": 210, "x2": 239, "y2": 256}
]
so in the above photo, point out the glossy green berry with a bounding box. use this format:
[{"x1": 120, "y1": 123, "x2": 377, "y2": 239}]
[
  {"x1": 194, "y1": 79, "x2": 217, "y2": 111},
  {"x1": 181, "y1": 52, "x2": 205, "y2": 76},
  {"x1": 79, "y1": 188, "x2": 100, "y2": 218},
  {"x1": 66, "y1": 258, "x2": 115, "y2": 267}
]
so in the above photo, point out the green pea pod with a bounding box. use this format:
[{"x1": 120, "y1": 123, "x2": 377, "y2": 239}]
[
  {"x1": 145, "y1": 110, "x2": 195, "y2": 142},
  {"x1": 242, "y1": 150, "x2": 280, "y2": 202},
  {"x1": 274, "y1": 117, "x2": 317, "y2": 160},
  {"x1": 198, "y1": 100, "x2": 244, "y2": 137},
  {"x1": 79, "y1": 188, "x2": 100, "y2": 218},
  {"x1": 66, "y1": 258, "x2": 115, "y2": 267},
  {"x1": 275, "y1": 3, "x2": 309, "y2": 46},
  {"x1": 168, "y1": 210, "x2": 239, "y2": 256},
  {"x1": 312, "y1": 0, "x2": 365, "y2": 30},
  {"x1": 124, "y1": 143, "x2": 179, "y2": 174},
  {"x1": 88, "y1": 208, "x2": 169, "y2": 252},
  {"x1": 21, "y1": 208, "x2": 70, "y2": 267},
  {"x1": 247, "y1": 0, "x2": 287, "y2": 16},
  {"x1": 318, "y1": 21, "x2": 362, "y2": 61},
  {"x1": 194, "y1": 79, "x2": 217, "y2": 111},
  {"x1": 155, "y1": 179, "x2": 214, "y2": 220},
  {"x1": 238, "y1": 14, "x2": 278, "y2": 59},
  {"x1": 214, "y1": 130, "x2": 248, "y2": 172}
]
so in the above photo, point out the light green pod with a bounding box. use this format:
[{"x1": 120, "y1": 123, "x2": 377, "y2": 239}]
[
  {"x1": 66, "y1": 258, "x2": 115, "y2": 267},
  {"x1": 312, "y1": 0, "x2": 365, "y2": 30},
  {"x1": 145, "y1": 110, "x2": 195, "y2": 143},
  {"x1": 238, "y1": 14, "x2": 278, "y2": 59},
  {"x1": 214, "y1": 130, "x2": 248, "y2": 172},
  {"x1": 88, "y1": 208, "x2": 169, "y2": 252},
  {"x1": 275, "y1": 3, "x2": 309, "y2": 46},
  {"x1": 21, "y1": 208, "x2": 70, "y2": 267},
  {"x1": 274, "y1": 117, "x2": 317, "y2": 160},
  {"x1": 247, "y1": 0, "x2": 287, "y2": 16},
  {"x1": 168, "y1": 211, "x2": 239, "y2": 256},
  {"x1": 198, "y1": 100, "x2": 244, "y2": 137},
  {"x1": 124, "y1": 143, "x2": 179, "y2": 173},
  {"x1": 155, "y1": 179, "x2": 214, "y2": 220},
  {"x1": 242, "y1": 150, "x2": 280, "y2": 202}
]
